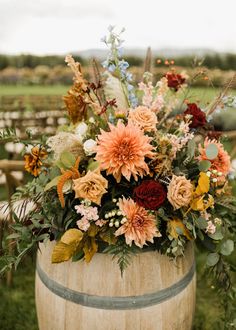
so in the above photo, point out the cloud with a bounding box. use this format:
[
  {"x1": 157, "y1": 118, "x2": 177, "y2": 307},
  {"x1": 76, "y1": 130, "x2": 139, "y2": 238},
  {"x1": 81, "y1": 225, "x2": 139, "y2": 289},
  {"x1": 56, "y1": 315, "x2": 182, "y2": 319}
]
[
  {"x1": 0, "y1": 0, "x2": 114, "y2": 19},
  {"x1": 0, "y1": 0, "x2": 235, "y2": 54}
]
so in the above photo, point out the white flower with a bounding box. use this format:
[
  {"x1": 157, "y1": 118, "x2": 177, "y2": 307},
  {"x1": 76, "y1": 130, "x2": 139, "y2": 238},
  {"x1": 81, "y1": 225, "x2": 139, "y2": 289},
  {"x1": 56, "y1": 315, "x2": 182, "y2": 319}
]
[
  {"x1": 89, "y1": 117, "x2": 95, "y2": 124},
  {"x1": 83, "y1": 139, "x2": 97, "y2": 156},
  {"x1": 75, "y1": 122, "x2": 88, "y2": 142},
  {"x1": 231, "y1": 159, "x2": 236, "y2": 171}
]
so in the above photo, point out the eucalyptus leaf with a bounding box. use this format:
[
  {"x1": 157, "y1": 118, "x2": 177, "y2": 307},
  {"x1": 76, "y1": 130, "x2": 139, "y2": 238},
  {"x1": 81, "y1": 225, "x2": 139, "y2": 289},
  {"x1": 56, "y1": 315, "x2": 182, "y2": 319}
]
[
  {"x1": 87, "y1": 160, "x2": 100, "y2": 171},
  {"x1": 206, "y1": 252, "x2": 219, "y2": 267},
  {"x1": 195, "y1": 217, "x2": 208, "y2": 229},
  {"x1": 209, "y1": 230, "x2": 224, "y2": 240},
  {"x1": 197, "y1": 229, "x2": 204, "y2": 241},
  {"x1": 220, "y1": 239, "x2": 234, "y2": 256},
  {"x1": 198, "y1": 160, "x2": 211, "y2": 172},
  {"x1": 187, "y1": 139, "x2": 196, "y2": 159},
  {"x1": 206, "y1": 143, "x2": 218, "y2": 160},
  {"x1": 44, "y1": 176, "x2": 61, "y2": 191},
  {"x1": 59, "y1": 151, "x2": 76, "y2": 169}
]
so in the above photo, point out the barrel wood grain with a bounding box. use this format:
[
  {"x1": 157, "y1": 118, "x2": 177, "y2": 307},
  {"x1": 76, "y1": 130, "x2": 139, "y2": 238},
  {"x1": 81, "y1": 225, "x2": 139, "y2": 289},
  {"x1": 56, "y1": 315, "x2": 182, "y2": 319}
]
[{"x1": 35, "y1": 242, "x2": 196, "y2": 330}]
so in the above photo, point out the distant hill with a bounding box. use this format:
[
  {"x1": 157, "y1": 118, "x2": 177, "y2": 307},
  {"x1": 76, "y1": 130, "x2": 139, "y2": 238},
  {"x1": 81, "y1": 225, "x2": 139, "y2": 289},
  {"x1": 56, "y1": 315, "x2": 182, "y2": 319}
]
[{"x1": 72, "y1": 48, "x2": 219, "y2": 60}]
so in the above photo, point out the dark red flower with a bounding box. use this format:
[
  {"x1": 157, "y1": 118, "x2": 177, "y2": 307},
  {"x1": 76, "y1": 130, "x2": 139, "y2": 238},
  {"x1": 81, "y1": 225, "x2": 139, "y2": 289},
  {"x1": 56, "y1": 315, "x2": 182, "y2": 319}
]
[
  {"x1": 184, "y1": 103, "x2": 207, "y2": 128},
  {"x1": 165, "y1": 73, "x2": 185, "y2": 91},
  {"x1": 133, "y1": 180, "x2": 166, "y2": 210}
]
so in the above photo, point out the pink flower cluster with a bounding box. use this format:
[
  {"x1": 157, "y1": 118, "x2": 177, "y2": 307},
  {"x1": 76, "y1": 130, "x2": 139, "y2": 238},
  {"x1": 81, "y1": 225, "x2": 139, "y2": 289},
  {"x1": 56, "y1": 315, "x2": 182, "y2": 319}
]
[
  {"x1": 75, "y1": 204, "x2": 105, "y2": 231},
  {"x1": 138, "y1": 81, "x2": 164, "y2": 112}
]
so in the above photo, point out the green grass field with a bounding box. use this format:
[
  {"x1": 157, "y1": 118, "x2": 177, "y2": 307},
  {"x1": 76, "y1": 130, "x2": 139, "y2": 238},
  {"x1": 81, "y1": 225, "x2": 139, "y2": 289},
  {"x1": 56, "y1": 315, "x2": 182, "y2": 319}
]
[{"x1": 0, "y1": 84, "x2": 68, "y2": 96}]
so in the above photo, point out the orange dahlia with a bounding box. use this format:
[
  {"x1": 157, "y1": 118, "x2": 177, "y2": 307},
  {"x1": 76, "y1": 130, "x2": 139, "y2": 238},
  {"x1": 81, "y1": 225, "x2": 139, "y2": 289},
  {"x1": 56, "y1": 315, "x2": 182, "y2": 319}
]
[
  {"x1": 115, "y1": 197, "x2": 161, "y2": 248},
  {"x1": 198, "y1": 138, "x2": 231, "y2": 175},
  {"x1": 95, "y1": 121, "x2": 154, "y2": 182},
  {"x1": 24, "y1": 146, "x2": 47, "y2": 177}
]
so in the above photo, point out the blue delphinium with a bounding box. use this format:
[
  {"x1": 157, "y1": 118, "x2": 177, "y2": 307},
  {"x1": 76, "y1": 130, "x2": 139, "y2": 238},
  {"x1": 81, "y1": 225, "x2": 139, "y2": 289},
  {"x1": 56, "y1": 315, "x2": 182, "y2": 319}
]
[{"x1": 101, "y1": 26, "x2": 138, "y2": 108}]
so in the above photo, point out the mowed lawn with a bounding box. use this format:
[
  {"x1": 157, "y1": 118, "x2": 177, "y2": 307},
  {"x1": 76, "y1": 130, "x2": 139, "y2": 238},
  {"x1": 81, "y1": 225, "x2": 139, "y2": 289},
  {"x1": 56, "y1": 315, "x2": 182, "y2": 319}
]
[
  {"x1": 0, "y1": 84, "x2": 235, "y2": 330},
  {"x1": 0, "y1": 84, "x2": 68, "y2": 96},
  {"x1": 0, "y1": 84, "x2": 228, "y2": 99}
]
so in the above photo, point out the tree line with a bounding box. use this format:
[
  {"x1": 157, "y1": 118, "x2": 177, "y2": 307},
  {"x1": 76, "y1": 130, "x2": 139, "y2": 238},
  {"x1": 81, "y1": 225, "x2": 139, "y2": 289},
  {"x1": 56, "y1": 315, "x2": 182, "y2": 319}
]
[{"x1": 0, "y1": 53, "x2": 235, "y2": 70}]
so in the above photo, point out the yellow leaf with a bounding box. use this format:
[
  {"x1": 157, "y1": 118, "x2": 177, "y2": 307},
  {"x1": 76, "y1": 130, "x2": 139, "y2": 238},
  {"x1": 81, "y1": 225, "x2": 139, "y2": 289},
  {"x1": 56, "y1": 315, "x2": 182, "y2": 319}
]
[
  {"x1": 61, "y1": 229, "x2": 83, "y2": 245},
  {"x1": 51, "y1": 229, "x2": 83, "y2": 263},
  {"x1": 87, "y1": 223, "x2": 100, "y2": 238},
  {"x1": 100, "y1": 229, "x2": 118, "y2": 245},
  {"x1": 168, "y1": 218, "x2": 192, "y2": 240},
  {"x1": 191, "y1": 194, "x2": 214, "y2": 212},
  {"x1": 83, "y1": 237, "x2": 98, "y2": 263},
  {"x1": 191, "y1": 195, "x2": 205, "y2": 211},
  {"x1": 51, "y1": 241, "x2": 76, "y2": 263},
  {"x1": 195, "y1": 172, "x2": 210, "y2": 195}
]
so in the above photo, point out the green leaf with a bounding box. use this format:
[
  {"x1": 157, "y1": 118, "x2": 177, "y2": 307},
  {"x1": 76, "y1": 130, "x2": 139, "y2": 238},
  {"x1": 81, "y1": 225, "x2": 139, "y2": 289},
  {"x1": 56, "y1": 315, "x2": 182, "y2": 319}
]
[
  {"x1": 209, "y1": 230, "x2": 224, "y2": 240},
  {"x1": 49, "y1": 166, "x2": 61, "y2": 179},
  {"x1": 100, "y1": 228, "x2": 117, "y2": 245},
  {"x1": 59, "y1": 151, "x2": 76, "y2": 169},
  {"x1": 44, "y1": 175, "x2": 60, "y2": 191},
  {"x1": 195, "y1": 217, "x2": 208, "y2": 229},
  {"x1": 206, "y1": 253, "x2": 220, "y2": 267},
  {"x1": 198, "y1": 160, "x2": 211, "y2": 172},
  {"x1": 87, "y1": 160, "x2": 100, "y2": 171},
  {"x1": 206, "y1": 143, "x2": 218, "y2": 160},
  {"x1": 6, "y1": 233, "x2": 21, "y2": 240},
  {"x1": 220, "y1": 239, "x2": 234, "y2": 256},
  {"x1": 72, "y1": 250, "x2": 84, "y2": 262},
  {"x1": 187, "y1": 139, "x2": 196, "y2": 159},
  {"x1": 197, "y1": 229, "x2": 204, "y2": 241}
]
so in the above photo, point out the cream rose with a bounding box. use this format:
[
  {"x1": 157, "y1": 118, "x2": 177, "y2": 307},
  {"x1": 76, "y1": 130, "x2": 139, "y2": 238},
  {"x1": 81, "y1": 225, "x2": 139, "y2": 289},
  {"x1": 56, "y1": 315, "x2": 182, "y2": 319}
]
[
  {"x1": 73, "y1": 169, "x2": 108, "y2": 205},
  {"x1": 83, "y1": 139, "x2": 97, "y2": 156},
  {"x1": 128, "y1": 106, "x2": 157, "y2": 132},
  {"x1": 75, "y1": 122, "x2": 88, "y2": 142},
  {"x1": 167, "y1": 175, "x2": 193, "y2": 210}
]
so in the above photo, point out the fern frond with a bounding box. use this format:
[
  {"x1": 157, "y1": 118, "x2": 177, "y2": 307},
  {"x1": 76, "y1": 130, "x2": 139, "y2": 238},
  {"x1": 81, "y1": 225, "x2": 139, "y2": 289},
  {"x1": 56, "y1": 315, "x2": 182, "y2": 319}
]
[{"x1": 104, "y1": 240, "x2": 139, "y2": 276}]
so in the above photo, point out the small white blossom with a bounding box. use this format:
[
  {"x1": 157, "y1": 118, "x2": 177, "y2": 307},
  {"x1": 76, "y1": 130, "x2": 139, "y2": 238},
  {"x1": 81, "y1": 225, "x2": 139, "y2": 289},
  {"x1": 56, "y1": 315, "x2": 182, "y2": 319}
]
[
  {"x1": 75, "y1": 122, "x2": 88, "y2": 142},
  {"x1": 83, "y1": 139, "x2": 97, "y2": 156}
]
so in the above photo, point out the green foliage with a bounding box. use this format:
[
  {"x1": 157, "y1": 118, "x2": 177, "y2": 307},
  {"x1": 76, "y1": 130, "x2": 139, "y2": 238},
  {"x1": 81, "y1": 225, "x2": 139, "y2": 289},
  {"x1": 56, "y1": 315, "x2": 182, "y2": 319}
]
[
  {"x1": 206, "y1": 143, "x2": 218, "y2": 160},
  {"x1": 154, "y1": 53, "x2": 236, "y2": 71},
  {"x1": 0, "y1": 54, "x2": 86, "y2": 69},
  {"x1": 0, "y1": 127, "x2": 18, "y2": 141},
  {"x1": 104, "y1": 240, "x2": 139, "y2": 276},
  {"x1": 198, "y1": 160, "x2": 211, "y2": 172}
]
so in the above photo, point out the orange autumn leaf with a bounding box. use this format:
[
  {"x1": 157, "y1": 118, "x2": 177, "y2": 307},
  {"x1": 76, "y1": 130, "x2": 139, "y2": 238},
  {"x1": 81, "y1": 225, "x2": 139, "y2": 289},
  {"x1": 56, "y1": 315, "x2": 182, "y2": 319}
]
[
  {"x1": 24, "y1": 146, "x2": 47, "y2": 177},
  {"x1": 57, "y1": 156, "x2": 81, "y2": 208}
]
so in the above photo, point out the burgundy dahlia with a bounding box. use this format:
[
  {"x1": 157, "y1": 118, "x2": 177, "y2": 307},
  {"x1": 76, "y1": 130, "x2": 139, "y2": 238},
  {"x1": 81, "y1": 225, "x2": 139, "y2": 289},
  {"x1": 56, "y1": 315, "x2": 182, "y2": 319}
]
[
  {"x1": 184, "y1": 103, "x2": 207, "y2": 128},
  {"x1": 165, "y1": 73, "x2": 185, "y2": 91},
  {"x1": 133, "y1": 180, "x2": 166, "y2": 210}
]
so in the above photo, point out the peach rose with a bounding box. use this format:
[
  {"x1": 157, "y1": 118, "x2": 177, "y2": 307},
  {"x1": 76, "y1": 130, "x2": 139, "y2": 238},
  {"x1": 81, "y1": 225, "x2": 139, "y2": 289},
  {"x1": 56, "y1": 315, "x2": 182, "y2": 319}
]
[
  {"x1": 128, "y1": 106, "x2": 157, "y2": 132},
  {"x1": 167, "y1": 175, "x2": 193, "y2": 210},
  {"x1": 73, "y1": 169, "x2": 108, "y2": 205}
]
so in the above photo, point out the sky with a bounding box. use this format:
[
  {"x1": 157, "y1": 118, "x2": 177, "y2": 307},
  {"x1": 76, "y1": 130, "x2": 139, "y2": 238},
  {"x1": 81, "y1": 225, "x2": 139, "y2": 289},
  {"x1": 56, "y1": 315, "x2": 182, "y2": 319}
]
[{"x1": 0, "y1": 0, "x2": 236, "y2": 55}]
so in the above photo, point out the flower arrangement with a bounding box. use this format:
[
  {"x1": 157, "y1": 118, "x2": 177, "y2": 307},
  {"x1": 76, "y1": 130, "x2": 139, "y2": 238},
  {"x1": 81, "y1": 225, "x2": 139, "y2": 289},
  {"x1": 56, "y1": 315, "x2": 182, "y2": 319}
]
[{"x1": 1, "y1": 27, "x2": 236, "y2": 299}]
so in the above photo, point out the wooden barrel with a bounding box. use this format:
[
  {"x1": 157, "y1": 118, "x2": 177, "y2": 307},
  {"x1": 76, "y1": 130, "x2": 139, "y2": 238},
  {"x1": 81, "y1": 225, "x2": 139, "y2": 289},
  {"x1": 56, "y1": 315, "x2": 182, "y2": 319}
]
[{"x1": 35, "y1": 242, "x2": 196, "y2": 330}]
